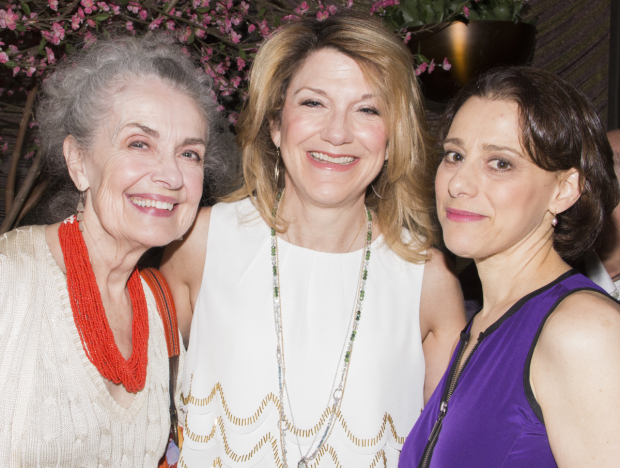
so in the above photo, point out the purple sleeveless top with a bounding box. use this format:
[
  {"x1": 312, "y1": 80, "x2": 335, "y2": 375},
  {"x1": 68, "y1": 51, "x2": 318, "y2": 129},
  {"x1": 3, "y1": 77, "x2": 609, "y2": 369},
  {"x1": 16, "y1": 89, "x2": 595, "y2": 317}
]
[{"x1": 399, "y1": 271, "x2": 605, "y2": 468}]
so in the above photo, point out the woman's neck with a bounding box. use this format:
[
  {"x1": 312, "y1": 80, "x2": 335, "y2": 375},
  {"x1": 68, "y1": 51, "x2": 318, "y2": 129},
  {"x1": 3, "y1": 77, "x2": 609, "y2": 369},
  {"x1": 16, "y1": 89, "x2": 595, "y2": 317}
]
[
  {"x1": 475, "y1": 236, "x2": 571, "y2": 321},
  {"x1": 47, "y1": 216, "x2": 148, "y2": 303},
  {"x1": 277, "y1": 189, "x2": 371, "y2": 253}
]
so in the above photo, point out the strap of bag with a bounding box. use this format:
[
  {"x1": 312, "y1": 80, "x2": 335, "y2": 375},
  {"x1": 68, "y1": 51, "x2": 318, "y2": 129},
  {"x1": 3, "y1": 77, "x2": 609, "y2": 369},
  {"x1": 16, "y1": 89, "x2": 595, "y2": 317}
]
[{"x1": 140, "y1": 267, "x2": 180, "y2": 446}]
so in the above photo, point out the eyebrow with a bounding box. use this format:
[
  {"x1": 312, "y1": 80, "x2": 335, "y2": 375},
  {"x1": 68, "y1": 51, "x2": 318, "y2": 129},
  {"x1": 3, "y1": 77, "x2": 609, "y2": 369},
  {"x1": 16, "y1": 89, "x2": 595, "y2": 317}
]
[
  {"x1": 444, "y1": 138, "x2": 522, "y2": 157},
  {"x1": 177, "y1": 137, "x2": 207, "y2": 149},
  {"x1": 125, "y1": 122, "x2": 159, "y2": 138},
  {"x1": 293, "y1": 86, "x2": 375, "y2": 100}
]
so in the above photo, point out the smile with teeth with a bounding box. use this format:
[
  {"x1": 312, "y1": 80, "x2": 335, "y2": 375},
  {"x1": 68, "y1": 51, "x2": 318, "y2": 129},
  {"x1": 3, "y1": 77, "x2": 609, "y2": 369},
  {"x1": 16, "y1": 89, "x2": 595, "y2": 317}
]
[
  {"x1": 309, "y1": 152, "x2": 356, "y2": 165},
  {"x1": 129, "y1": 197, "x2": 174, "y2": 211}
]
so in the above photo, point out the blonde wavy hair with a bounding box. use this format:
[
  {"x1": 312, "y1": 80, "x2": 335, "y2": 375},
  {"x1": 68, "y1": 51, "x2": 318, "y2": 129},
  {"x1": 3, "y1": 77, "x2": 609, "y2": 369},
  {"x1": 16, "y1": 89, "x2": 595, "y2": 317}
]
[{"x1": 224, "y1": 11, "x2": 437, "y2": 263}]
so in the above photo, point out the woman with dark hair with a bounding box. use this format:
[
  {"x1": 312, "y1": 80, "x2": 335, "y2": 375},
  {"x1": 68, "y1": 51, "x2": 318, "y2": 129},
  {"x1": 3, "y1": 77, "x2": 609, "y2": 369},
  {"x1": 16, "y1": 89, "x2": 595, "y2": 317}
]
[
  {"x1": 163, "y1": 12, "x2": 465, "y2": 468},
  {"x1": 0, "y1": 34, "x2": 221, "y2": 466},
  {"x1": 399, "y1": 66, "x2": 620, "y2": 468}
]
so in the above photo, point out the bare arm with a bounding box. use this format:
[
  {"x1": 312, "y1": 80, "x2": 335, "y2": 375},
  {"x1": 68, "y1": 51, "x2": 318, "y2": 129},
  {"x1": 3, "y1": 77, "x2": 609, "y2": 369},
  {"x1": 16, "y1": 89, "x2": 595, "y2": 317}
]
[
  {"x1": 419, "y1": 248, "x2": 466, "y2": 403},
  {"x1": 160, "y1": 206, "x2": 212, "y2": 348},
  {"x1": 531, "y1": 291, "x2": 620, "y2": 468}
]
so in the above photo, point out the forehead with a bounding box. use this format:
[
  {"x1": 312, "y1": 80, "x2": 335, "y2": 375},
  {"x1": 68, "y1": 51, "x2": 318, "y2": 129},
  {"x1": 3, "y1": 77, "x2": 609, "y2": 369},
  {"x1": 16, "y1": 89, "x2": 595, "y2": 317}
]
[
  {"x1": 448, "y1": 97, "x2": 521, "y2": 146},
  {"x1": 105, "y1": 78, "x2": 208, "y2": 137},
  {"x1": 288, "y1": 48, "x2": 375, "y2": 96}
]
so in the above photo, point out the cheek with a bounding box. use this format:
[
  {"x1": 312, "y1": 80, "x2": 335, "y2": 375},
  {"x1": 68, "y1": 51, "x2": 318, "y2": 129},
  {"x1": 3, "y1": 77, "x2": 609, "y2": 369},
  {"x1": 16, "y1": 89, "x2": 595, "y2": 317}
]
[{"x1": 183, "y1": 166, "x2": 205, "y2": 204}]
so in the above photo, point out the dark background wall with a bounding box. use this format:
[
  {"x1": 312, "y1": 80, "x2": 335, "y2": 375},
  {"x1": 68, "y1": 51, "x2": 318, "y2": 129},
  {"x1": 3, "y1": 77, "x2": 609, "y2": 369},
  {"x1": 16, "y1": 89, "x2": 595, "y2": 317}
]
[{"x1": 0, "y1": 0, "x2": 616, "y2": 226}]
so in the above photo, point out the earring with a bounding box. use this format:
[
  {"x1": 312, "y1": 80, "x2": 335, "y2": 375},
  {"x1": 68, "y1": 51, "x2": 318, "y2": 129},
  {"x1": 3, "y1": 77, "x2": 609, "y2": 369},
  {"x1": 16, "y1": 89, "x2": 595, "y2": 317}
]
[
  {"x1": 551, "y1": 212, "x2": 558, "y2": 227},
  {"x1": 371, "y1": 184, "x2": 387, "y2": 200},
  {"x1": 77, "y1": 191, "x2": 85, "y2": 232},
  {"x1": 274, "y1": 147, "x2": 281, "y2": 184}
]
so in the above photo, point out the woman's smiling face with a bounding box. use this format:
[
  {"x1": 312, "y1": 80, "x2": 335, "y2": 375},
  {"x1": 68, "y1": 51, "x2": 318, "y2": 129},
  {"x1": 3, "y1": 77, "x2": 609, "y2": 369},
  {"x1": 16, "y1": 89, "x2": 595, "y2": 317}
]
[
  {"x1": 435, "y1": 96, "x2": 564, "y2": 260},
  {"x1": 70, "y1": 77, "x2": 207, "y2": 248},
  {"x1": 270, "y1": 48, "x2": 388, "y2": 207}
]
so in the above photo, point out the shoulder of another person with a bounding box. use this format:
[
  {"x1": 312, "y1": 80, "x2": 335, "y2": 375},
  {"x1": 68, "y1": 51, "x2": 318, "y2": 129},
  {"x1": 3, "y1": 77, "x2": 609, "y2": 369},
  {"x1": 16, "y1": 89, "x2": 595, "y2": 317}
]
[
  {"x1": 423, "y1": 248, "x2": 457, "y2": 279},
  {"x1": 539, "y1": 290, "x2": 620, "y2": 357}
]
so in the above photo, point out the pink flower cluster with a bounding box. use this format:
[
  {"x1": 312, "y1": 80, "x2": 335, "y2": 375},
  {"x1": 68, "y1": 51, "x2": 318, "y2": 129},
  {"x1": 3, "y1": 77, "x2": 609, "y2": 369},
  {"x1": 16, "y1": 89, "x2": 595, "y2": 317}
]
[{"x1": 370, "y1": 0, "x2": 399, "y2": 15}]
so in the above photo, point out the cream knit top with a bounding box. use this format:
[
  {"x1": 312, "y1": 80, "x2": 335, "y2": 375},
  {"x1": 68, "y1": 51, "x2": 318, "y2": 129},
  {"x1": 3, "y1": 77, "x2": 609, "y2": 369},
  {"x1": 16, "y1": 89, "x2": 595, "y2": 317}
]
[{"x1": 0, "y1": 225, "x2": 184, "y2": 467}]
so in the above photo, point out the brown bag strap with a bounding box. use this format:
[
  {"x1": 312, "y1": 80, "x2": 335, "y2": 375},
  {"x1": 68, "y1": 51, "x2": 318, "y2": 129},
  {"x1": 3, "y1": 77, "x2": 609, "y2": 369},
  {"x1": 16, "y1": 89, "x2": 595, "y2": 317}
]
[{"x1": 140, "y1": 267, "x2": 180, "y2": 446}]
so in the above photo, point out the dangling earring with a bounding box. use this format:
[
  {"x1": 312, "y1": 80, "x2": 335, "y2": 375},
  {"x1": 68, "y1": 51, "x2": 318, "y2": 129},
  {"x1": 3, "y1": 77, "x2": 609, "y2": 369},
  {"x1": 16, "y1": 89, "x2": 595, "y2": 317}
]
[
  {"x1": 274, "y1": 147, "x2": 281, "y2": 185},
  {"x1": 371, "y1": 184, "x2": 387, "y2": 200},
  {"x1": 77, "y1": 191, "x2": 85, "y2": 232},
  {"x1": 370, "y1": 161, "x2": 389, "y2": 200},
  {"x1": 551, "y1": 212, "x2": 558, "y2": 227}
]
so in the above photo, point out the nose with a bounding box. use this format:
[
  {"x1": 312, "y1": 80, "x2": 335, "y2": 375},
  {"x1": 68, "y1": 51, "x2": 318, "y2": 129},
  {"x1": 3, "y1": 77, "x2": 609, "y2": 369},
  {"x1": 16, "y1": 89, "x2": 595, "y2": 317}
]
[
  {"x1": 320, "y1": 108, "x2": 354, "y2": 146},
  {"x1": 447, "y1": 160, "x2": 478, "y2": 199},
  {"x1": 153, "y1": 153, "x2": 184, "y2": 191}
]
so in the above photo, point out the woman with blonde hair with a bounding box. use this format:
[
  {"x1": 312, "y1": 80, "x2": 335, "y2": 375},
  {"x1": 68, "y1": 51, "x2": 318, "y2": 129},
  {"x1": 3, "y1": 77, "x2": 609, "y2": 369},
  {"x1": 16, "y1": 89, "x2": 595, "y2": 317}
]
[{"x1": 163, "y1": 12, "x2": 465, "y2": 467}]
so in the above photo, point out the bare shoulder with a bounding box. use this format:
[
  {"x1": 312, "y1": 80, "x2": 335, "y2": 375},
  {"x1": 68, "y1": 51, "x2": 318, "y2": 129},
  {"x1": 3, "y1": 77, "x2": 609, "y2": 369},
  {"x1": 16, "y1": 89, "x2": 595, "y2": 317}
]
[
  {"x1": 160, "y1": 206, "x2": 212, "y2": 345},
  {"x1": 538, "y1": 290, "x2": 620, "y2": 355},
  {"x1": 420, "y1": 248, "x2": 465, "y2": 336},
  {"x1": 161, "y1": 206, "x2": 212, "y2": 283}
]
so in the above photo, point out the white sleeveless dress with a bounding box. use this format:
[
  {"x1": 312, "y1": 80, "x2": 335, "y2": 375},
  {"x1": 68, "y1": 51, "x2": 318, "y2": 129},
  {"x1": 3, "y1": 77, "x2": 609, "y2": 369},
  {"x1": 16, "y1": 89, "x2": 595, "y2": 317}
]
[{"x1": 179, "y1": 199, "x2": 426, "y2": 468}]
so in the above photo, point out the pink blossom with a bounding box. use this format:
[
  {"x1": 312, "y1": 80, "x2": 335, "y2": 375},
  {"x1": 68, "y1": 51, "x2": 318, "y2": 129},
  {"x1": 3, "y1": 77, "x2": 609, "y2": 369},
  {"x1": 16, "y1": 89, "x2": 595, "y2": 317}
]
[
  {"x1": 282, "y1": 14, "x2": 299, "y2": 21},
  {"x1": 228, "y1": 113, "x2": 238, "y2": 124},
  {"x1": 295, "y1": 1, "x2": 309, "y2": 14},
  {"x1": 181, "y1": 47, "x2": 190, "y2": 57},
  {"x1": 0, "y1": 52, "x2": 7, "y2": 63},
  {"x1": 112, "y1": 5, "x2": 120, "y2": 15},
  {"x1": 240, "y1": 2, "x2": 249, "y2": 14},
  {"x1": 166, "y1": 20, "x2": 176, "y2": 30},
  {"x1": 216, "y1": 104, "x2": 225, "y2": 113},
  {"x1": 248, "y1": 23, "x2": 256, "y2": 33},
  {"x1": 317, "y1": 10, "x2": 329, "y2": 20},
  {"x1": 45, "y1": 47, "x2": 56, "y2": 64},
  {"x1": 7, "y1": 90, "x2": 13, "y2": 96},
  {"x1": 97, "y1": 2, "x2": 109, "y2": 11},
  {"x1": 139, "y1": 9, "x2": 147, "y2": 20},
  {"x1": 237, "y1": 57, "x2": 246, "y2": 71},
  {"x1": 126, "y1": 21, "x2": 134, "y2": 33},
  {"x1": 179, "y1": 27, "x2": 192, "y2": 42},
  {"x1": 81, "y1": 0, "x2": 95, "y2": 14},
  {"x1": 404, "y1": 31, "x2": 411, "y2": 44},
  {"x1": 48, "y1": 0, "x2": 59, "y2": 11},
  {"x1": 13, "y1": 66, "x2": 20, "y2": 77},
  {"x1": 415, "y1": 62, "x2": 428, "y2": 76},
  {"x1": 86, "y1": 18, "x2": 96, "y2": 28},
  {"x1": 231, "y1": 76, "x2": 241, "y2": 88},
  {"x1": 1, "y1": 142, "x2": 8, "y2": 153},
  {"x1": 258, "y1": 19, "x2": 269, "y2": 36},
  {"x1": 28, "y1": 121, "x2": 39, "y2": 128},
  {"x1": 442, "y1": 57, "x2": 451, "y2": 71},
  {"x1": 463, "y1": 6, "x2": 469, "y2": 18},
  {"x1": 370, "y1": 0, "x2": 399, "y2": 14},
  {"x1": 78, "y1": 7, "x2": 85, "y2": 18},
  {"x1": 83, "y1": 32, "x2": 97, "y2": 48},
  {"x1": 8, "y1": 45, "x2": 18, "y2": 54},
  {"x1": 71, "y1": 13, "x2": 82, "y2": 30},
  {"x1": 24, "y1": 151, "x2": 34, "y2": 159},
  {"x1": 231, "y1": 30, "x2": 241, "y2": 43},
  {"x1": 231, "y1": 14, "x2": 242, "y2": 26},
  {"x1": 0, "y1": 9, "x2": 20, "y2": 30},
  {"x1": 215, "y1": 62, "x2": 226, "y2": 75},
  {"x1": 127, "y1": 2, "x2": 140, "y2": 14},
  {"x1": 149, "y1": 18, "x2": 163, "y2": 30},
  {"x1": 347, "y1": 0, "x2": 353, "y2": 7},
  {"x1": 328, "y1": 5, "x2": 337, "y2": 14},
  {"x1": 428, "y1": 58, "x2": 435, "y2": 74},
  {"x1": 52, "y1": 22, "x2": 65, "y2": 41},
  {"x1": 196, "y1": 28, "x2": 206, "y2": 39}
]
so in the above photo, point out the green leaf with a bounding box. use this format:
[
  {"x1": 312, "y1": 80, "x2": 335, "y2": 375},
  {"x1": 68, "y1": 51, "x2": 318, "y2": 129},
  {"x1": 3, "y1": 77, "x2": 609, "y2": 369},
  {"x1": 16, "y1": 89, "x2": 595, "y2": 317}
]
[
  {"x1": 196, "y1": 7, "x2": 210, "y2": 13},
  {"x1": 20, "y1": 1, "x2": 30, "y2": 16},
  {"x1": 5, "y1": 60, "x2": 17, "y2": 69},
  {"x1": 258, "y1": 7, "x2": 267, "y2": 17},
  {"x1": 96, "y1": 13, "x2": 110, "y2": 22},
  {"x1": 38, "y1": 38, "x2": 47, "y2": 52},
  {"x1": 118, "y1": 0, "x2": 129, "y2": 5},
  {"x1": 187, "y1": 33, "x2": 195, "y2": 45},
  {"x1": 274, "y1": 16, "x2": 280, "y2": 27},
  {"x1": 15, "y1": 24, "x2": 26, "y2": 32},
  {"x1": 239, "y1": 49, "x2": 247, "y2": 59}
]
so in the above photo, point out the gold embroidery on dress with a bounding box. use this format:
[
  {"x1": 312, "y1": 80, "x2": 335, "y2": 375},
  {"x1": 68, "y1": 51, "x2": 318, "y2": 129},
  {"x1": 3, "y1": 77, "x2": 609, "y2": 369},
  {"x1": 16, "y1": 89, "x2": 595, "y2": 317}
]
[{"x1": 182, "y1": 376, "x2": 407, "y2": 450}]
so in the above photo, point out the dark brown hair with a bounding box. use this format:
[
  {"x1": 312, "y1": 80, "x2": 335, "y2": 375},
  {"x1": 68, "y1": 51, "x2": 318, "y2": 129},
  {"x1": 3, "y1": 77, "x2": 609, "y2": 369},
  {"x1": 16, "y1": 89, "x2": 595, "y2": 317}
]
[{"x1": 439, "y1": 66, "x2": 619, "y2": 261}]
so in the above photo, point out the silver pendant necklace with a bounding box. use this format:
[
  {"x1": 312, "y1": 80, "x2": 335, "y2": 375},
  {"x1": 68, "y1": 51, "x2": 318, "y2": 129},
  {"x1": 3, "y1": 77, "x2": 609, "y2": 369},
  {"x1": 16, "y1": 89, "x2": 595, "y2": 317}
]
[{"x1": 270, "y1": 190, "x2": 373, "y2": 468}]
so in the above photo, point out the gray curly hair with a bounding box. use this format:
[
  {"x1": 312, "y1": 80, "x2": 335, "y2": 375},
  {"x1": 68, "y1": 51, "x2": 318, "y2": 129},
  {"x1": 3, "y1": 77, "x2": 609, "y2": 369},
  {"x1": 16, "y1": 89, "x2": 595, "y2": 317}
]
[{"x1": 37, "y1": 33, "x2": 231, "y2": 222}]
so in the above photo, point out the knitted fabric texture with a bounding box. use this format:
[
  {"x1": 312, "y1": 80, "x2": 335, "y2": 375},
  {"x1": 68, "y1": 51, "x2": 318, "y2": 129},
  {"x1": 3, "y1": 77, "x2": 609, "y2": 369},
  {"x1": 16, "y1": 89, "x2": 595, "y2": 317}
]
[{"x1": 0, "y1": 225, "x2": 184, "y2": 467}]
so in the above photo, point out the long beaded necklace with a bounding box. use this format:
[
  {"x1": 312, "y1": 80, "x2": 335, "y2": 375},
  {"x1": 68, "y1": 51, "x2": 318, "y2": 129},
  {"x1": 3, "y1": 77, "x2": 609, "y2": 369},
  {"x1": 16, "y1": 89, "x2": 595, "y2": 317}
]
[
  {"x1": 58, "y1": 216, "x2": 149, "y2": 393},
  {"x1": 270, "y1": 191, "x2": 373, "y2": 468}
]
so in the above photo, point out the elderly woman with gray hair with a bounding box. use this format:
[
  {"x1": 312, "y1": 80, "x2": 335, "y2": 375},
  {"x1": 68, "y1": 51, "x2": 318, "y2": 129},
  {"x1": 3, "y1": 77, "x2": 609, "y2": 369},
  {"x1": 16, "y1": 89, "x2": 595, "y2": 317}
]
[{"x1": 0, "y1": 34, "x2": 218, "y2": 466}]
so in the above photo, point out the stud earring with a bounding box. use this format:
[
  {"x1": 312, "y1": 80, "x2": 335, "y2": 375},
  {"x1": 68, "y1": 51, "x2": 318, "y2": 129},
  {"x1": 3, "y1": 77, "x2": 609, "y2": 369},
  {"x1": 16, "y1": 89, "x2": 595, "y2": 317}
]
[{"x1": 77, "y1": 191, "x2": 85, "y2": 232}]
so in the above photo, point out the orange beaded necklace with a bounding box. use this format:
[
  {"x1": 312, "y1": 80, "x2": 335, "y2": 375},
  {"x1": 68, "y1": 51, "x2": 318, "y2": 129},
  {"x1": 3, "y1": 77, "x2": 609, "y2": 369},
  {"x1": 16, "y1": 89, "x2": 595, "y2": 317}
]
[{"x1": 58, "y1": 216, "x2": 149, "y2": 393}]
